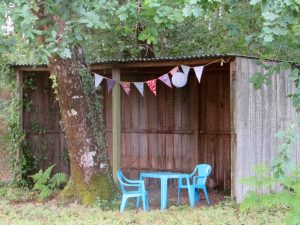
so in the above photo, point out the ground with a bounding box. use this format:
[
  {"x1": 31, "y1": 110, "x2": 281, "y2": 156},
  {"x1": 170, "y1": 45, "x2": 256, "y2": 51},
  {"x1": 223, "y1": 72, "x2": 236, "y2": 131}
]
[{"x1": 0, "y1": 184, "x2": 287, "y2": 225}]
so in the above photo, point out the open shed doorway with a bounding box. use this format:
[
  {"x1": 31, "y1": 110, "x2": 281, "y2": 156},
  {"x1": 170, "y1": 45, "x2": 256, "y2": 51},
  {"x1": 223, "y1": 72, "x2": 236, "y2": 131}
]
[{"x1": 99, "y1": 60, "x2": 232, "y2": 200}]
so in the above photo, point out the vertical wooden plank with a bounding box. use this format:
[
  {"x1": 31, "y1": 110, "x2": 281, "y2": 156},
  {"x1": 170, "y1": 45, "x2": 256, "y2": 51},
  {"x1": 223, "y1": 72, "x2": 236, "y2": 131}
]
[
  {"x1": 198, "y1": 72, "x2": 207, "y2": 164},
  {"x1": 174, "y1": 87, "x2": 182, "y2": 170},
  {"x1": 190, "y1": 75, "x2": 199, "y2": 168},
  {"x1": 217, "y1": 70, "x2": 224, "y2": 189},
  {"x1": 165, "y1": 84, "x2": 174, "y2": 170},
  {"x1": 157, "y1": 82, "x2": 166, "y2": 169},
  {"x1": 130, "y1": 84, "x2": 139, "y2": 169},
  {"x1": 233, "y1": 57, "x2": 251, "y2": 202},
  {"x1": 112, "y1": 68, "x2": 121, "y2": 182},
  {"x1": 138, "y1": 83, "x2": 148, "y2": 170},
  {"x1": 181, "y1": 78, "x2": 191, "y2": 171},
  {"x1": 121, "y1": 85, "x2": 131, "y2": 171},
  {"x1": 148, "y1": 86, "x2": 158, "y2": 170},
  {"x1": 206, "y1": 72, "x2": 218, "y2": 184},
  {"x1": 223, "y1": 70, "x2": 231, "y2": 190}
]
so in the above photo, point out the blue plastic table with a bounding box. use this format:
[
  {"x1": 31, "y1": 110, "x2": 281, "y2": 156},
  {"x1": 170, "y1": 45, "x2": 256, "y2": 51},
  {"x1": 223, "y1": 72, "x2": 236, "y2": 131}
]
[{"x1": 140, "y1": 172, "x2": 194, "y2": 210}]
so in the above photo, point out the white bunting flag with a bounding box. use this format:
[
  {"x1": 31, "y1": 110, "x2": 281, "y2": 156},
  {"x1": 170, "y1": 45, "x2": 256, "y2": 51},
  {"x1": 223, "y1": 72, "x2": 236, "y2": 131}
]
[
  {"x1": 181, "y1": 65, "x2": 190, "y2": 76},
  {"x1": 94, "y1": 73, "x2": 104, "y2": 88},
  {"x1": 133, "y1": 82, "x2": 144, "y2": 96},
  {"x1": 194, "y1": 66, "x2": 204, "y2": 83}
]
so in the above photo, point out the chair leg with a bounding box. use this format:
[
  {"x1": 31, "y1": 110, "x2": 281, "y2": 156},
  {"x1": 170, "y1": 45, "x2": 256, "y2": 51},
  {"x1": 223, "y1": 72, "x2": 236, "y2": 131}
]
[
  {"x1": 203, "y1": 187, "x2": 211, "y2": 205},
  {"x1": 177, "y1": 187, "x2": 181, "y2": 204},
  {"x1": 194, "y1": 189, "x2": 199, "y2": 203},
  {"x1": 142, "y1": 194, "x2": 148, "y2": 211},
  {"x1": 146, "y1": 193, "x2": 149, "y2": 210},
  {"x1": 120, "y1": 196, "x2": 128, "y2": 212},
  {"x1": 136, "y1": 196, "x2": 140, "y2": 209}
]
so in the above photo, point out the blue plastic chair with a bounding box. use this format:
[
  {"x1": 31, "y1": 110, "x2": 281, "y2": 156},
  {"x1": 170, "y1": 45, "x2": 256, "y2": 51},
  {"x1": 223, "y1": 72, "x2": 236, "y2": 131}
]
[
  {"x1": 177, "y1": 164, "x2": 211, "y2": 205},
  {"x1": 117, "y1": 170, "x2": 149, "y2": 212}
]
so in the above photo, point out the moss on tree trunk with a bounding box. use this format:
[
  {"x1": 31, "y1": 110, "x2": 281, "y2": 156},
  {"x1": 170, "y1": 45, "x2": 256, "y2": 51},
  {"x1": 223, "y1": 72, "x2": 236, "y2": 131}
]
[{"x1": 60, "y1": 166, "x2": 113, "y2": 205}]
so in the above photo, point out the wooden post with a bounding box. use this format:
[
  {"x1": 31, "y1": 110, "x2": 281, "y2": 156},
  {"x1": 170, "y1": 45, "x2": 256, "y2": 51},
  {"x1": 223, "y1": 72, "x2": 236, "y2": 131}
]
[
  {"x1": 16, "y1": 70, "x2": 23, "y2": 175},
  {"x1": 112, "y1": 68, "x2": 121, "y2": 182},
  {"x1": 230, "y1": 59, "x2": 237, "y2": 198}
]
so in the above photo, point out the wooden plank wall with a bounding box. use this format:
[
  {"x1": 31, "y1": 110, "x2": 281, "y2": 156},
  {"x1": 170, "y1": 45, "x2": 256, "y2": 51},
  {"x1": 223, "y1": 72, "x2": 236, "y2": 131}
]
[
  {"x1": 233, "y1": 57, "x2": 299, "y2": 202},
  {"x1": 23, "y1": 66, "x2": 232, "y2": 191},
  {"x1": 23, "y1": 72, "x2": 70, "y2": 175},
  {"x1": 199, "y1": 70, "x2": 231, "y2": 190},
  {"x1": 105, "y1": 68, "x2": 231, "y2": 190}
]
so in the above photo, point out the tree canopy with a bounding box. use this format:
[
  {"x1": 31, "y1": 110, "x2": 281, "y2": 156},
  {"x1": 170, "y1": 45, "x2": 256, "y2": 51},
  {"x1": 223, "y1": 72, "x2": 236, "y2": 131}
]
[{"x1": 0, "y1": 0, "x2": 299, "y2": 65}]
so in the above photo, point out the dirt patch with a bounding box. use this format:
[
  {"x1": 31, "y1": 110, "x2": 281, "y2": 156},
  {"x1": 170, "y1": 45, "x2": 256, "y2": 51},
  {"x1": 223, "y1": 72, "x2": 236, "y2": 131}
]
[{"x1": 144, "y1": 187, "x2": 225, "y2": 209}]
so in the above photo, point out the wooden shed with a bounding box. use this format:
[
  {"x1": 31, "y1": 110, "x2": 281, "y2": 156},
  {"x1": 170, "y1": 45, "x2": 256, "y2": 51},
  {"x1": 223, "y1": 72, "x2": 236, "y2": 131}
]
[{"x1": 13, "y1": 54, "x2": 299, "y2": 202}]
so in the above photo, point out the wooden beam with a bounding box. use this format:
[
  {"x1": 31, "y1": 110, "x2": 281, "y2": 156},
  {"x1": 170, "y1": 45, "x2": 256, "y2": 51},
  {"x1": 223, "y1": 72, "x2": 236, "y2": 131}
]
[
  {"x1": 112, "y1": 68, "x2": 121, "y2": 182},
  {"x1": 230, "y1": 60, "x2": 237, "y2": 198},
  {"x1": 16, "y1": 70, "x2": 23, "y2": 178},
  {"x1": 91, "y1": 57, "x2": 233, "y2": 70}
]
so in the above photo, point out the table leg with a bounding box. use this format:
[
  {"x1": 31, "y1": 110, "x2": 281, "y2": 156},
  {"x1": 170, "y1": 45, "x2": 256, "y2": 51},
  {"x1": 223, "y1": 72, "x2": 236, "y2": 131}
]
[
  {"x1": 186, "y1": 177, "x2": 194, "y2": 208},
  {"x1": 160, "y1": 177, "x2": 168, "y2": 210}
]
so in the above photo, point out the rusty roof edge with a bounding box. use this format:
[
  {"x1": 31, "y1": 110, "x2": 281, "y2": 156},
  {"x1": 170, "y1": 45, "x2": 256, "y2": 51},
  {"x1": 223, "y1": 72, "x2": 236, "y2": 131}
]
[
  {"x1": 9, "y1": 53, "x2": 239, "y2": 68},
  {"x1": 11, "y1": 53, "x2": 299, "y2": 68}
]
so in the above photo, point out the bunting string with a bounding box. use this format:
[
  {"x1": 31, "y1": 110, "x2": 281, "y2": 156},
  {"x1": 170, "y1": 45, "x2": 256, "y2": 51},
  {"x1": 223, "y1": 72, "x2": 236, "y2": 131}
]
[{"x1": 93, "y1": 58, "x2": 227, "y2": 96}]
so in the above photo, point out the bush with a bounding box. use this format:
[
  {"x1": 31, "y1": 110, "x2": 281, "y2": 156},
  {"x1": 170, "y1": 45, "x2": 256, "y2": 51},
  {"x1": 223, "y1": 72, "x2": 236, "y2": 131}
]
[{"x1": 32, "y1": 164, "x2": 68, "y2": 200}]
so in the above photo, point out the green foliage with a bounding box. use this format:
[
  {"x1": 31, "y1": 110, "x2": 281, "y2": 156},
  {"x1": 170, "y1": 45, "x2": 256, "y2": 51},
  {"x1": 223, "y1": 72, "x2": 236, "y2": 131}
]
[
  {"x1": 0, "y1": 198, "x2": 287, "y2": 224},
  {"x1": 241, "y1": 166, "x2": 300, "y2": 225},
  {"x1": 94, "y1": 195, "x2": 121, "y2": 211},
  {"x1": 0, "y1": 184, "x2": 37, "y2": 203},
  {"x1": 32, "y1": 164, "x2": 68, "y2": 200},
  {"x1": 272, "y1": 123, "x2": 298, "y2": 179},
  {"x1": 240, "y1": 165, "x2": 276, "y2": 191}
]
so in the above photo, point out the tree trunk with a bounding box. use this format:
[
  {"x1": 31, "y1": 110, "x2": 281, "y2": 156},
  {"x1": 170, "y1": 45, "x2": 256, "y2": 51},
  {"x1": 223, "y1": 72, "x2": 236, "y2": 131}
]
[{"x1": 49, "y1": 48, "x2": 115, "y2": 204}]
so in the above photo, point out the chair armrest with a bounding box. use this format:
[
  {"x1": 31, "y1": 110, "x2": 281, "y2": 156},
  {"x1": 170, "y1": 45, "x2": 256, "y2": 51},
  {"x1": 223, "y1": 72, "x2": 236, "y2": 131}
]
[{"x1": 122, "y1": 175, "x2": 143, "y2": 184}]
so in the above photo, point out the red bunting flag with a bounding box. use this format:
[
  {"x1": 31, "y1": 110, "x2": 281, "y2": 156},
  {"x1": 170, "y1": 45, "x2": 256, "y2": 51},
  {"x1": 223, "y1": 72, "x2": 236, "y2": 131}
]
[
  {"x1": 158, "y1": 74, "x2": 172, "y2": 88},
  {"x1": 146, "y1": 79, "x2": 157, "y2": 96},
  {"x1": 169, "y1": 66, "x2": 179, "y2": 76},
  {"x1": 120, "y1": 81, "x2": 131, "y2": 95}
]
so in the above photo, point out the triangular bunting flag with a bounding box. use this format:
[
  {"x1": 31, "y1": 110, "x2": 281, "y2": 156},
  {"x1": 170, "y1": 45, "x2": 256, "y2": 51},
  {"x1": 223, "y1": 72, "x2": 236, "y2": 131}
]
[
  {"x1": 133, "y1": 82, "x2": 144, "y2": 96},
  {"x1": 169, "y1": 66, "x2": 179, "y2": 76},
  {"x1": 146, "y1": 79, "x2": 157, "y2": 96},
  {"x1": 94, "y1": 73, "x2": 104, "y2": 88},
  {"x1": 158, "y1": 74, "x2": 172, "y2": 88},
  {"x1": 120, "y1": 81, "x2": 131, "y2": 95},
  {"x1": 194, "y1": 66, "x2": 204, "y2": 83},
  {"x1": 107, "y1": 79, "x2": 115, "y2": 94},
  {"x1": 181, "y1": 65, "x2": 190, "y2": 76}
]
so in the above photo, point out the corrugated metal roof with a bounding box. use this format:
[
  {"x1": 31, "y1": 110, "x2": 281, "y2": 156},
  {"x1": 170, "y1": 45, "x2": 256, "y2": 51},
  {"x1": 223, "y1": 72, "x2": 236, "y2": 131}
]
[{"x1": 11, "y1": 53, "x2": 249, "y2": 67}]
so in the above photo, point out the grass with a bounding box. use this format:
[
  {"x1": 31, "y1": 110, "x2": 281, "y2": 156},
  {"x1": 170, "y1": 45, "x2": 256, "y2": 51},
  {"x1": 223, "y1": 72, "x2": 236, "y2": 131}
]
[{"x1": 0, "y1": 185, "x2": 288, "y2": 225}]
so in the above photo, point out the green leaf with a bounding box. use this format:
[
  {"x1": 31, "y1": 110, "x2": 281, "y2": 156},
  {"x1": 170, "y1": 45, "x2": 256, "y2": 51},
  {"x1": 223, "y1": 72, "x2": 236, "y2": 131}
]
[
  {"x1": 250, "y1": 0, "x2": 262, "y2": 4},
  {"x1": 263, "y1": 34, "x2": 273, "y2": 42},
  {"x1": 59, "y1": 48, "x2": 71, "y2": 59},
  {"x1": 39, "y1": 186, "x2": 52, "y2": 200},
  {"x1": 51, "y1": 30, "x2": 57, "y2": 39},
  {"x1": 262, "y1": 12, "x2": 278, "y2": 21},
  {"x1": 182, "y1": 5, "x2": 192, "y2": 17}
]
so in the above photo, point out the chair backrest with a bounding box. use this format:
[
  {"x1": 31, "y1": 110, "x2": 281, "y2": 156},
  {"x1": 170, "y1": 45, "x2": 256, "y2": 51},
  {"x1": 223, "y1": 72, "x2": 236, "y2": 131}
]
[
  {"x1": 117, "y1": 170, "x2": 126, "y2": 193},
  {"x1": 193, "y1": 164, "x2": 211, "y2": 185}
]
